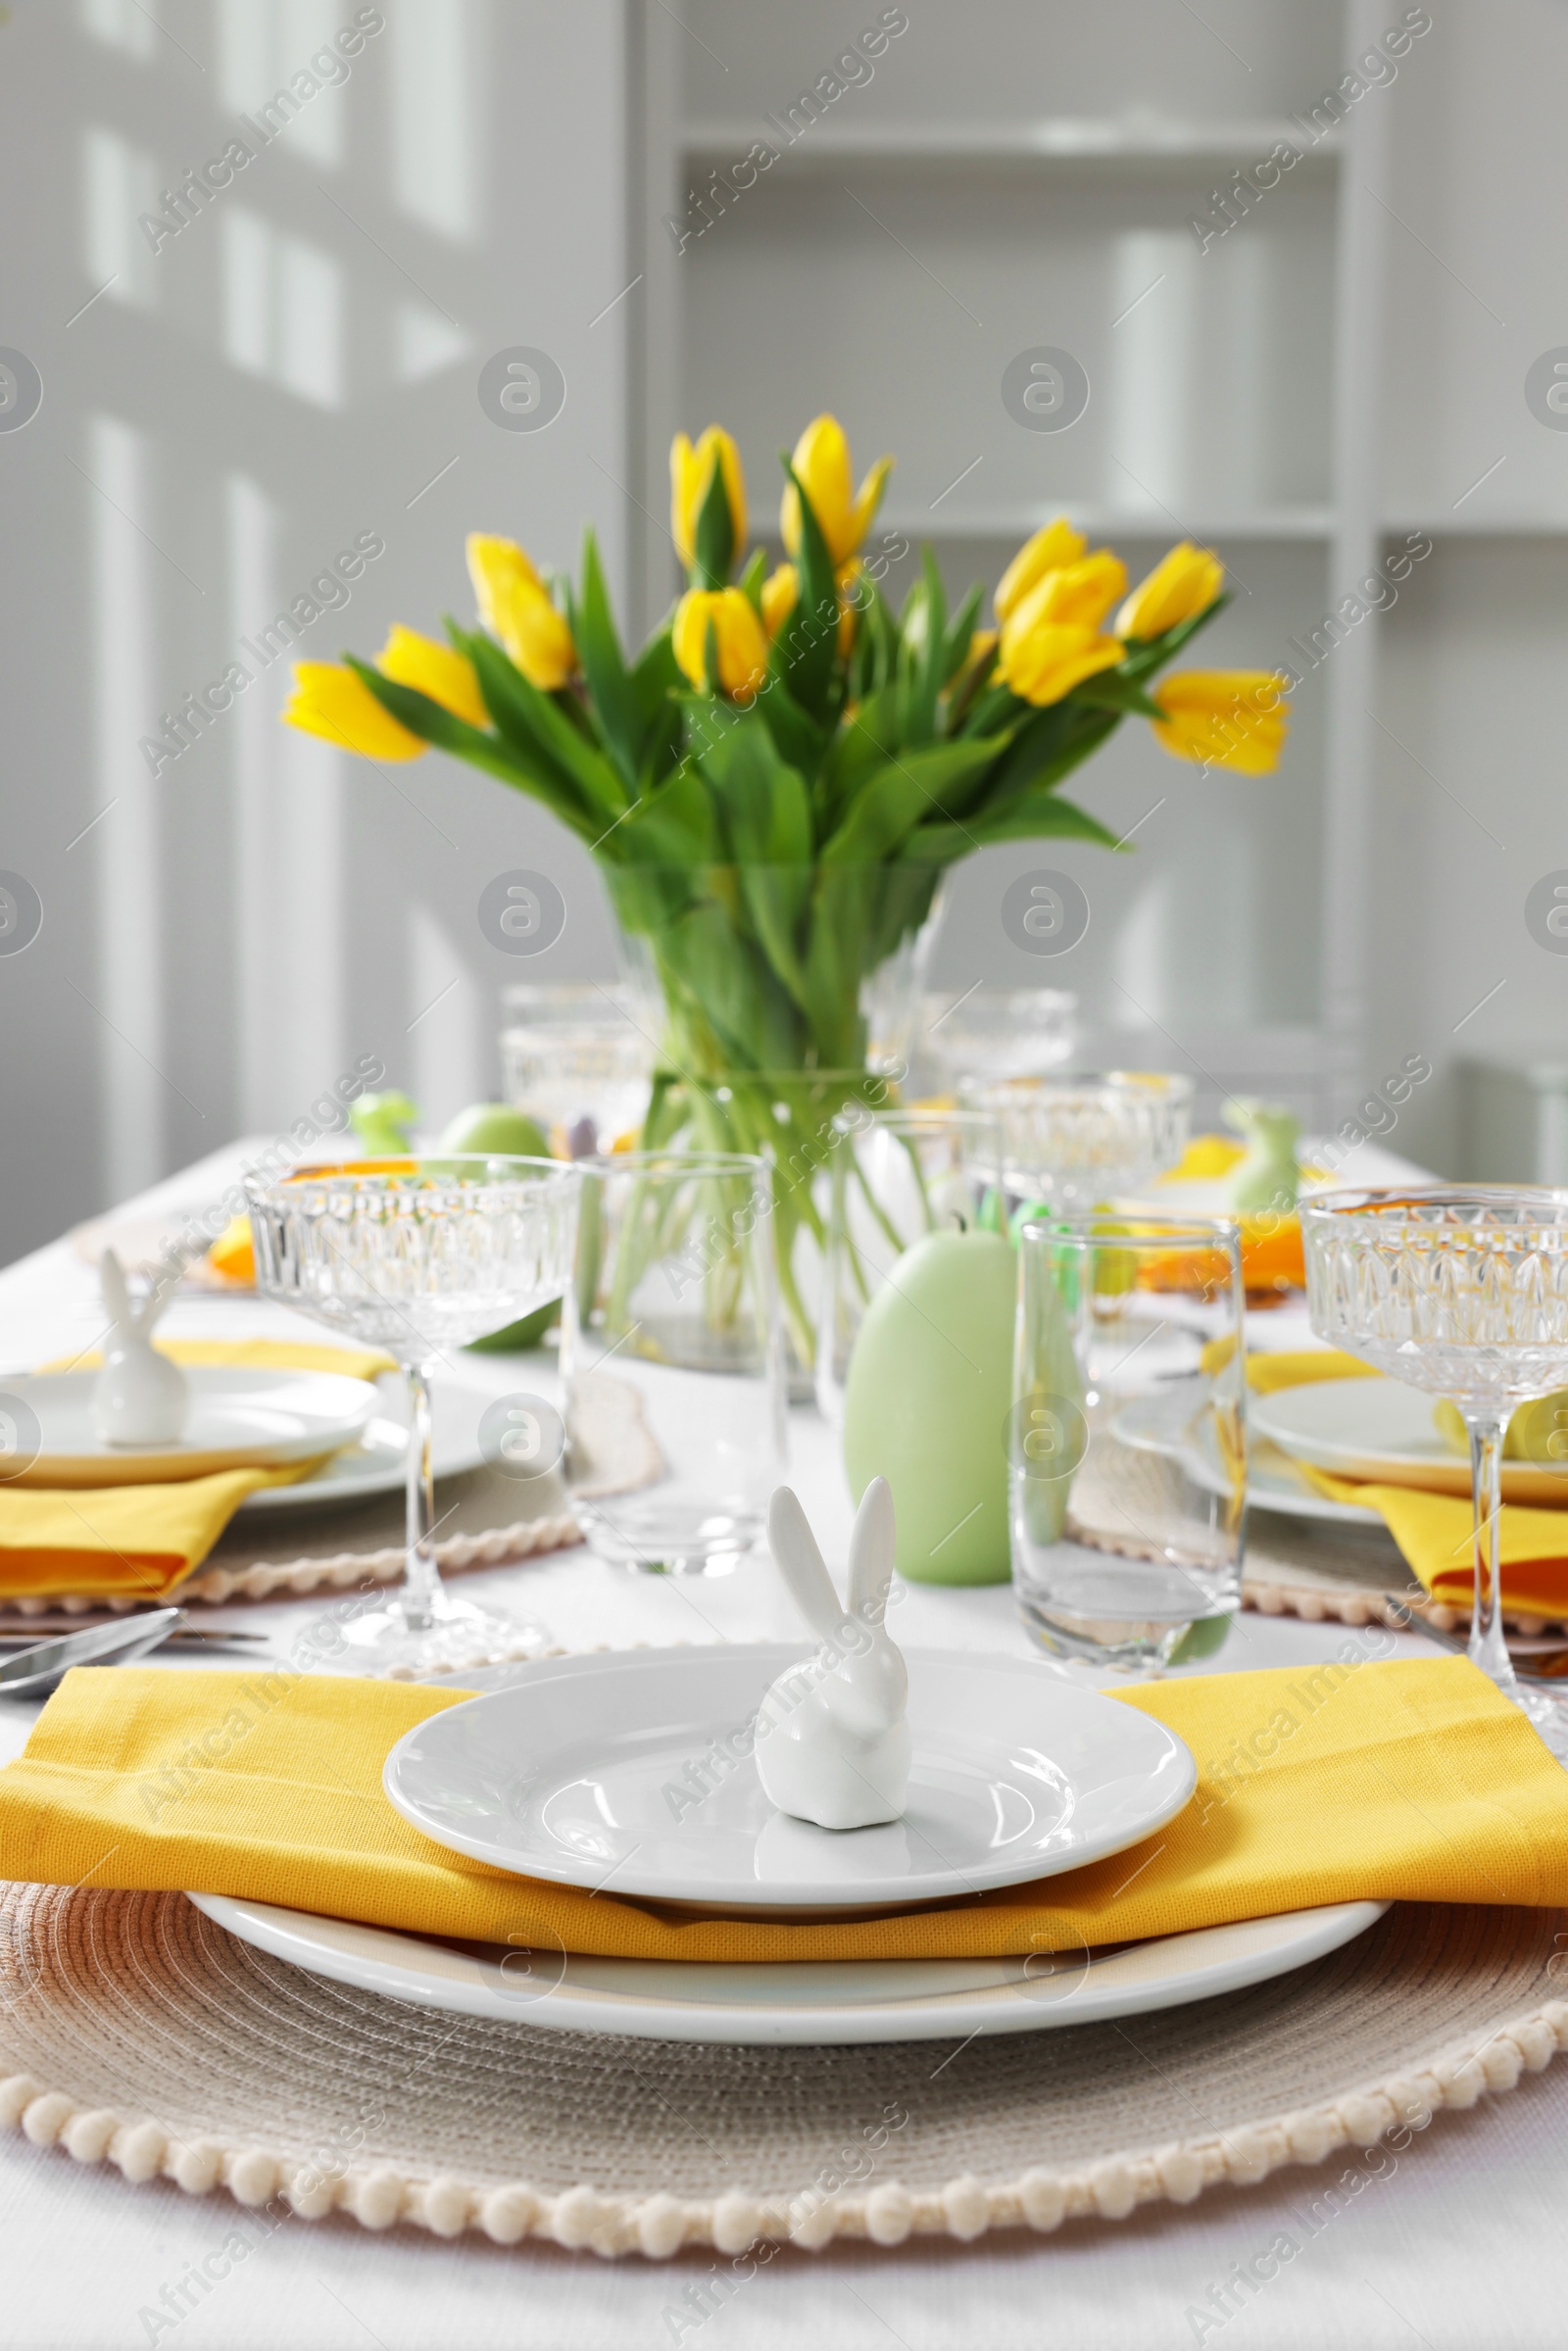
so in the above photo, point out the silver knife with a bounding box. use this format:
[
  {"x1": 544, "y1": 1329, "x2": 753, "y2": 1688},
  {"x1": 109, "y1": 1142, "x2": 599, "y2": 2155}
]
[{"x1": 0, "y1": 1607, "x2": 192, "y2": 1698}]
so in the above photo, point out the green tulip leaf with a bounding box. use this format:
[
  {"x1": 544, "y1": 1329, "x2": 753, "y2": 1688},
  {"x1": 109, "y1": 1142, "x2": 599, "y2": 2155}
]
[
  {"x1": 571, "y1": 529, "x2": 643, "y2": 793},
  {"x1": 693, "y1": 455, "x2": 736, "y2": 589}
]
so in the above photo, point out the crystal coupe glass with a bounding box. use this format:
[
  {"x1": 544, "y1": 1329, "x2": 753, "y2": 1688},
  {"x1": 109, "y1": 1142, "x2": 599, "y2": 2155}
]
[
  {"x1": 1301, "y1": 1186, "x2": 1568, "y2": 1744},
  {"x1": 247, "y1": 1155, "x2": 579, "y2": 1675},
  {"x1": 960, "y1": 1071, "x2": 1194, "y2": 1212}
]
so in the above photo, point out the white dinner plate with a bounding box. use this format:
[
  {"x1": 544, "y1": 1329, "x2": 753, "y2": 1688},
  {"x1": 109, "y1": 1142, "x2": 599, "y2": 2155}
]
[
  {"x1": 187, "y1": 1888, "x2": 1389, "y2": 2045},
  {"x1": 381, "y1": 1646, "x2": 1198, "y2": 1915},
  {"x1": 1113, "y1": 1387, "x2": 1383, "y2": 1528},
  {"x1": 234, "y1": 1394, "x2": 487, "y2": 1515},
  {"x1": 1250, "y1": 1377, "x2": 1568, "y2": 1506},
  {"x1": 5, "y1": 1368, "x2": 376, "y2": 1486}
]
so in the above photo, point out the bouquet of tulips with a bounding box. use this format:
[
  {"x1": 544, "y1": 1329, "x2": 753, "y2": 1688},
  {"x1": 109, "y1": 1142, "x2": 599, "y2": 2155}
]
[{"x1": 285, "y1": 414, "x2": 1288, "y2": 1363}]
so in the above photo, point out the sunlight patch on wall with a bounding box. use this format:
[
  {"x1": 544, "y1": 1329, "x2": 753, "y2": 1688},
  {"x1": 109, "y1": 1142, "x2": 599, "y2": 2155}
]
[
  {"x1": 222, "y1": 205, "x2": 345, "y2": 408},
  {"x1": 83, "y1": 127, "x2": 161, "y2": 310},
  {"x1": 89, "y1": 416, "x2": 163, "y2": 1198},
  {"x1": 217, "y1": 0, "x2": 349, "y2": 168},
  {"x1": 79, "y1": 0, "x2": 155, "y2": 59},
  {"x1": 391, "y1": 0, "x2": 478, "y2": 240},
  {"x1": 395, "y1": 301, "x2": 469, "y2": 383}
]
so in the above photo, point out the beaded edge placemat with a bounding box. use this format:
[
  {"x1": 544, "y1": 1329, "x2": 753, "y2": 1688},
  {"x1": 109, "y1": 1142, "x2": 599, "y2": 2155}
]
[{"x1": 0, "y1": 1887, "x2": 1563, "y2": 2259}]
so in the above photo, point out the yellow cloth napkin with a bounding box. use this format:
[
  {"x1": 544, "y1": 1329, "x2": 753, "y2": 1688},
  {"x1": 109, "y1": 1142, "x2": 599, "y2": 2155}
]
[
  {"x1": 0, "y1": 1342, "x2": 396, "y2": 1599},
  {"x1": 1301, "y1": 1470, "x2": 1568, "y2": 1615},
  {"x1": 2, "y1": 1657, "x2": 1562, "y2": 1962},
  {"x1": 1243, "y1": 1347, "x2": 1382, "y2": 1395},
  {"x1": 1220, "y1": 1346, "x2": 1568, "y2": 1609},
  {"x1": 1200, "y1": 1339, "x2": 1381, "y2": 1394},
  {"x1": 0, "y1": 1467, "x2": 318, "y2": 1600},
  {"x1": 39, "y1": 1339, "x2": 396, "y2": 1380}
]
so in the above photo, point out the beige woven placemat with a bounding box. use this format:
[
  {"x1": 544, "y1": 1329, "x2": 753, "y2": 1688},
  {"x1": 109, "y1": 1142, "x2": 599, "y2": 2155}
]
[
  {"x1": 1, "y1": 1886, "x2": 1563, "y2": 2258},
  {"x1": 1070, "y1": 1437, "x2": 1568, "y2": 1639}
]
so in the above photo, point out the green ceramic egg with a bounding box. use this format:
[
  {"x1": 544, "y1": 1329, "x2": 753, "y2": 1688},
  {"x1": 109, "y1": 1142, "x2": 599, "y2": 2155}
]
[{"x1": 842, "y1": 1228, "x2": 1016, "y2": 1586}]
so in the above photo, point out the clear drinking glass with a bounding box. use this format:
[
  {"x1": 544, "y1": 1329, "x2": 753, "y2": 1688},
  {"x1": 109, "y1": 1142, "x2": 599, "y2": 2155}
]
[
  {"x1": 247, "y1": 1155, "x2": 579, "y2": 1673},
  {"x1": 924, "y1": 986, "x2": 1076, "y2": 1086},
  {"x1": 1301, "y1": 1187, "x2": 1568, "y2": 1743},
  {"x1": 961, "y1": 1071, "x2": 1194, "y2": 1212},
  {"x1": 561, "y1": 1151, "x2": 787, "y2": 1574},
  {"x1": 1010, "y1": 1214, "x2": 1246, "y2": 1672},
  {"x1": 499, "y1": 981, "x2": 657, "y2": 1156},
  {"x1": 815, "y1": 1105, "x2": 1000, "y2": 1421}
]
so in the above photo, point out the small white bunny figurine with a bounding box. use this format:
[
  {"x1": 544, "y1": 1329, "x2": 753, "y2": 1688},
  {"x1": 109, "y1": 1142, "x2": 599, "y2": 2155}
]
[
  {"x1": 754, "y1": 1478, "x2": 912, "y2": 1832},
  {"x1": 93, "y1": 1249, "x2": 188, "y2": 1446}
]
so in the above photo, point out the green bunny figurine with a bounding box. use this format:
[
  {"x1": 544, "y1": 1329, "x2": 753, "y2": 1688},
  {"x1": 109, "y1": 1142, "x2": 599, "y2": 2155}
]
[{"x1": 1224, "y1": 1099, "x2": 1300, "y2": 1218}]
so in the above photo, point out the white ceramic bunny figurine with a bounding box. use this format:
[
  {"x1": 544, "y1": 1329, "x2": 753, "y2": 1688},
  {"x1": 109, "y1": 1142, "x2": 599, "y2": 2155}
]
[
  {"x1": 754, "y1": 1478, "x2": 912, "y2": 1831},
  {"x1": 93, "y1": 1249, "x2": 188, "y2": 1445}
]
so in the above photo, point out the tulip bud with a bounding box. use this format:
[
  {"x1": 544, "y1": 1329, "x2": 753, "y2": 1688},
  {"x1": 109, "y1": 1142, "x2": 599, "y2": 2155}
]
[
  {"x1": 671, "y1": 426, "x2": 747, "y2": 582},
  {"x1": 466, "y1": 534, "x2": 577, "y2": 690},
  {"x1": 994, "y1": 518, "x2": 1088, "y2": 622},
  {"x1": 672, "y1": 586, "x2": 770, "y2": 703},
  {"x1": 1007, "y1": 551, "x2": 1127, "y2": 635},
  {"x1": 760, "y1": 563, "x2": 799, "y2": 639},
  {"x1": 282, "y1": 662, "x2": 426, "y2": 759},
  {"x1": 1151, "y1": 670, "x2": 1290, "y2": 773},
  {"x1": 780, "y1": 415, "x2": 892, "y2": 568},
  {"x1": 1116, "y1": 543, "x2": 1225, "y2": 640},
  {"x1": 375, "y1": 624, "x2": 489, "y2": 729},
  {"x1": 996, "y1": 619, "x2": 1124, "y2": 708}
]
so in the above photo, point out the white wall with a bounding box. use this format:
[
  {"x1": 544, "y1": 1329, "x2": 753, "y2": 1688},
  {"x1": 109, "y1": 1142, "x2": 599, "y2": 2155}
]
[
  {"x1": 1367, "y1": 0, "x2": 1568, "y2": 1171},
  {"x1": 0, "y1": 0, "x2": 634, "y2": 1262},
  {"x1": 6, "y1": 0, "x2": 1568, "y2": 1261}
]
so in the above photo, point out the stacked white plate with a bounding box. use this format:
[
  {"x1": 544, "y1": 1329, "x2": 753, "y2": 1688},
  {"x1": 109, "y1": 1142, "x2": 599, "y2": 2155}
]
[
  {"x1": 2, "y1": 1368, "x2": 487, "y2": 1513},
  {"x1": 196, "y1": 1647, "x2": 1385, "y2": 2044},
  {"x1": 1118, "y1": 1372, "x2": 1568, "y2": 1526}
]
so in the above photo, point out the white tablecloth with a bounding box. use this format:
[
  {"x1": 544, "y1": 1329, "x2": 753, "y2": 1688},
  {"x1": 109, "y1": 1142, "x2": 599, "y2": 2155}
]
[{"x1": 1, "y1": 1145, "x2": 1564, "y2": 2350}]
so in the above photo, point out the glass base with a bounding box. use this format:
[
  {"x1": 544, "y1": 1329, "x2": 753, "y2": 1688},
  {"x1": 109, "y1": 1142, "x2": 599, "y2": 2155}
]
[
  {"x1": 1017, "y1": 1591, "x2": 1235, "y2": 1677},
  {"x1": 329, "y1": 1588, "x2": 552, "y2": 1680},
  {"x1": 576, "y1": 1503, "x2": 760, "y2": 1577}
]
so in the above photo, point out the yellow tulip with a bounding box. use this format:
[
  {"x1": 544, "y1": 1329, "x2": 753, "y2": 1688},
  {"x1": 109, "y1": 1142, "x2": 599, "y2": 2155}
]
[
  {"x1": 760, "y1": 562, "x2": 798, "y2": 639},
  {"x1": 465, "y1": 533, "x2": 576, "y2": 690},
  {"x1": 1006, "y1": 551, "x2": 1128, "y2": 636},
  {"x1": 670, "y1": 426, "x2": 747, "y2": 575},
  {"x1": 780, "y1": 414, "x2": 892, "y2": 568},
  {"x1": 1116, "y1": 542, "x2": 1225, "y2": 640},
  {"x1": 375, "y1": 624, "x2": 488, "y2": 730},
  {"x1": 672, "y1": 587, "x2": 770, "y2": 703},
  {"x1": 996, "y1": 620, "x2": 1124, "y2": 707},
  {"x1": 282, "y1": 662, "x2": 425, "y2": 760},
  {"x1": 994, "y1": 517, "x2": 1088, "y2": 622},
  {"x1": 1151, "y1": 670, "x2": 1291, "y2": 774},
  {"x1": 761, "y1": 560, "x2": 859, "y2": 657},
  {"x1": 997, "y1": 558, "x2": 1128, "y2": 706}
]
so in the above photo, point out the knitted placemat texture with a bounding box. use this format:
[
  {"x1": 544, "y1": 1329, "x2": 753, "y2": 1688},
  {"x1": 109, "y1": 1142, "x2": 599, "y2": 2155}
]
[{"x1": 1, "y1": 1886, "x2": 1563, "y2": 2259}]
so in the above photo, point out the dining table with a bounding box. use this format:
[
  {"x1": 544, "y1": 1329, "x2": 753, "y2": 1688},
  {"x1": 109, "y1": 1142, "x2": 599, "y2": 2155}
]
[{"x1": 1, "y1": 1134, "x2": 1565, "y2": 2351}]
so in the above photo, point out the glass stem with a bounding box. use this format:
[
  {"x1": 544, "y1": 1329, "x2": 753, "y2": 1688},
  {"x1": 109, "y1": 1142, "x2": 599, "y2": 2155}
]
[
  {"x1": 402, "y1": 1360, "x2": 440, "y2": 1631},
  {"x1": 1461, "y1": 1408, "x2": 1518, "y2": 1695}
]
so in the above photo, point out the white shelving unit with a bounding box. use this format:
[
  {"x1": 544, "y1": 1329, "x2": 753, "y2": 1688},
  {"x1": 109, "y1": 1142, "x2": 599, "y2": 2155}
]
[{"x1": 633, "y1": 0, "x2": 1401, "y2": 1127}]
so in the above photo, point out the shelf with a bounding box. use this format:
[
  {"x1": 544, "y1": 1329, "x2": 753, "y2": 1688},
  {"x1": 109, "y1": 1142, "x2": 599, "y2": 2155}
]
[
  {"x1": 1381, "y1": 515, "x2": 1568, "y2": 538},
  {"x1": 877, "y1": 505, "x2": 1336, "y2": 544},
  {"x1": 679, "y1": 118, "x2": 1343, "y2": 168}
]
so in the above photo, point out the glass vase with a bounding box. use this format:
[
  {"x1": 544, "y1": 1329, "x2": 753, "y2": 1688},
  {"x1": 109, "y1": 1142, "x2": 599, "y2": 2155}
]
[{"x1": 604, "y1": 863, "x2": 946, "y2": 1392}]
